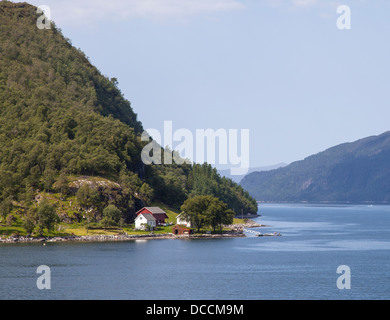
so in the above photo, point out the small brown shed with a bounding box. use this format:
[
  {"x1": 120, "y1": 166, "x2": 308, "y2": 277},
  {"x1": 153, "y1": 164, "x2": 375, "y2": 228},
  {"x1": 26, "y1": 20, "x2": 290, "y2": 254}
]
[{"x1": 172, "y1": 225, "x2": 194, "y2": 236}]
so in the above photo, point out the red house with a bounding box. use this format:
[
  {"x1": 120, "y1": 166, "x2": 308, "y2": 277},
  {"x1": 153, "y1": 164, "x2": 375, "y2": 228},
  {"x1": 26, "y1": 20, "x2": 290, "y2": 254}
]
[{"x1": 136, "y1": 207, "x2": 169, "y2": 225}]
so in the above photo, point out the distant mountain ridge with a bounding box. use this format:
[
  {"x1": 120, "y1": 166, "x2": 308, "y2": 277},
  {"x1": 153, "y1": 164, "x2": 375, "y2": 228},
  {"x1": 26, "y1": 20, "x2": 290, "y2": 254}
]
[
  {"x1": 218, "y1": 163, "x2": 287, "y2": 183},
  {"x1": 241, "y1": 131, "x2": 390, "y2": 203}
]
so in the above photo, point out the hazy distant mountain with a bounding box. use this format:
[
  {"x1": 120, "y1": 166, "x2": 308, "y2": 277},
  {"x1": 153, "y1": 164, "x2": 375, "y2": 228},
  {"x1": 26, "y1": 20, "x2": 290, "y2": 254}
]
[
  {"x1": 218, "y1": 163, "x2": 287, "y2": 183},
  {"x1": 241, "y1": 131, "x2": 390, "y2": 203}
]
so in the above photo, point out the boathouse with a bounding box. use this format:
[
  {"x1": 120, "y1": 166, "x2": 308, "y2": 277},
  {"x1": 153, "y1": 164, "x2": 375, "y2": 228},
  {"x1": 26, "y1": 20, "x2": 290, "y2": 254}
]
[{"x1": 172, "y1": 225, "x2": 194, "y2": 236}]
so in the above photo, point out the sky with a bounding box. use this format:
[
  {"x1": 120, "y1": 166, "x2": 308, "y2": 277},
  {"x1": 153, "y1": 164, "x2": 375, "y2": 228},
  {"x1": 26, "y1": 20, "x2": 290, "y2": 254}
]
[{"x1": 26, "y1": 0, "x2": 390, "y2": 170}]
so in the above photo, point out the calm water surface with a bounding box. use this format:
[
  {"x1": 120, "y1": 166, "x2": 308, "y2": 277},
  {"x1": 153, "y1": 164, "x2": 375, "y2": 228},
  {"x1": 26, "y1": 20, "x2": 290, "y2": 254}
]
[{"x1": 1, "y1": 204, "x2": 390, "y2": 300}]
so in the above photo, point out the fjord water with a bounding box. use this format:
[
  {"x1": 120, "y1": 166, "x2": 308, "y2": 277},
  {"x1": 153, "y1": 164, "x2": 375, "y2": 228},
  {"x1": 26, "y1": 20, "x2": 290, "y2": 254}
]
[{"x1": 1, "y1": 204, "x2": 390, "y2": 300}]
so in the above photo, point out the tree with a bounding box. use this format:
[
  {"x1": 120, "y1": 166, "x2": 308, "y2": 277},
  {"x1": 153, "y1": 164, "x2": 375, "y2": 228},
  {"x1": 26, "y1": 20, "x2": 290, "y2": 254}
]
[
  {"x1": 139, "y1": 183, "x2": 154, "y2": 206},
  {"x1": 23, "y1": 185, "x2": 35, "y2": 205},
  {"x1": 180, "y1": 196, "x2": 212, "y2": 233},
  {"x1": 119, "y1": 169, "x2": 142, "y2": 194},
  {"x1": 36, "y1": 199, "x2": 59, "y2": 235},
  {"x1": 6, "y1": 213, "x2": 16, "y2": 227},
  {"x1": 0, "y1": 197, "x2": 13, "y2": 223},
  {"x1": 23, "y1": 209, "x2": 36, "y2": 235},
  {"x1": 43, "y1": 168, "x2": 56, "y2": 192},
  {"x1": 76, "y1": 184, "x2": 101, "y2": 209},
  {"x1": 181, "y1": 195, "x2": 234, "y2": 232},
  {"x1": 207, "y1": 200, "x2": 234, "y2": 232},
  {"x1": 55, "y1": 173, "x2": 69, "y2": 195},
  {"x1": 101, "y1": 204, "x2": 121, "y2": 229}
]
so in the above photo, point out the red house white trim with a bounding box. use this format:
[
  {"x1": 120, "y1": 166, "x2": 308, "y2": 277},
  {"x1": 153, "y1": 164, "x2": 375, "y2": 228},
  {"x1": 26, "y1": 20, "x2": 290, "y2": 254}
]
[{"x1": 136, "y1": 207, "x2": 169, "y2": 225}]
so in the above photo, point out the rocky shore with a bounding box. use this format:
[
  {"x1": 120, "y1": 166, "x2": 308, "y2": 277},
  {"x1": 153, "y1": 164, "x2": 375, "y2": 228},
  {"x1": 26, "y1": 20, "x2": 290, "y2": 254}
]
[
  {"x1": 225, "y1": 219, "x2": 264, "y2": 232},
  {"x1": 0, "y1": 220, "x2": 262, "y2": 244},
  {"x1": 0, "y1": 232, "x2": 245, "y2": 244}
]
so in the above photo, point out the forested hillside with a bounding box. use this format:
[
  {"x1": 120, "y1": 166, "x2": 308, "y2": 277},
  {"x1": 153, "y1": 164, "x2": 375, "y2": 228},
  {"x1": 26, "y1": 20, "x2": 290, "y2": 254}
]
[{"x1": 0, "y1": 2, "x2": 257, "y2": 235}]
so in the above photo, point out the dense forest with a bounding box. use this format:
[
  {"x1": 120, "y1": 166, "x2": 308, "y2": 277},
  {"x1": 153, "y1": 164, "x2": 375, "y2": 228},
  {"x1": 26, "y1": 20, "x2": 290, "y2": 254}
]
[
  {"x1": 241, "y1": 131, "x2": 390, "y2": 203},
  {"x1": 0, "y1": 2, "x2": 257, "y2": 232}
]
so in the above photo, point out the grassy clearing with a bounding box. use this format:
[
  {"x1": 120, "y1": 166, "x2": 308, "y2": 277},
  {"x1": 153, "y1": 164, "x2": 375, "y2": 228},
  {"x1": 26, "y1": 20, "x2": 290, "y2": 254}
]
[
  {"x1": 0, "y1": 222, "x2": 172, "y2": 238},
  {"x1": 1, "y1": 200, "x2": 246, "y2": 239},
  {"x1": 233, "y1": 218, "x2": 246, "y2": 225}
]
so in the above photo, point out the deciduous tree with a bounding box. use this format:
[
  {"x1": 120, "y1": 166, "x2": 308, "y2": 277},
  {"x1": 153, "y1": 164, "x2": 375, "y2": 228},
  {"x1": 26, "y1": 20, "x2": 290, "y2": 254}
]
[
  {"x1": 36, "y1": 199, "x2": 59, "y2": 235},
  {"x1": 181, "y1": 195, "x2": 233, "y2": 233}
]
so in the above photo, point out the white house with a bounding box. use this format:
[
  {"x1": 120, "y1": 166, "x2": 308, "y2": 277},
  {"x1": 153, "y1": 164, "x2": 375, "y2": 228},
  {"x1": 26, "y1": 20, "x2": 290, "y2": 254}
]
[
  {"x1": 135, "y1": 213, "x2": 157, "y2": 230},
  {"x1": 176, "y1": 213, "x2": 192, "y2": 228}
]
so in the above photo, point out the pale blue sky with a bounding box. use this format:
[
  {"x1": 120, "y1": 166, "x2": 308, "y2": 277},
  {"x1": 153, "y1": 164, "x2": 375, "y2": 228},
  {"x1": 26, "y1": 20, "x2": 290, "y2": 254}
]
[{"x1": 28, "y1": 0, "x2": 390, "y2": 169}]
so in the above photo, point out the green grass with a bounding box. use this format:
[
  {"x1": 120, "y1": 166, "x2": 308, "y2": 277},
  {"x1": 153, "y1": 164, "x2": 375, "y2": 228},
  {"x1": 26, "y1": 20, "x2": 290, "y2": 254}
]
[
  {"x1": 0, "y1": 220, "x2": 73, "y2": 238},
  {"x1": 58, "y1": 200, "x2": 181, "y2": 237},
  {"x1": 233, "y1": 218, "x2": 246, "y2": 224},
  {"x1": 64, "y1": 225, "x2": 123, "y2": 236},
  {"x1": 1, "y1": 200, "x2": 245, "y2": 239},
  {"x1": 150, "y1": 201, "x2": 180, "y2": 223}
]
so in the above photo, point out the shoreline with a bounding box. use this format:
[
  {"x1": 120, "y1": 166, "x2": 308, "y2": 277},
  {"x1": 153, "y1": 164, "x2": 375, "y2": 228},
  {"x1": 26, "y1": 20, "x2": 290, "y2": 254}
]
[
  {"x1": 0, "y1": 220, "x2": 263, "y2": 244},
  {"x1": 0, "y1": 232, "x2": 246, "y2": 244}
]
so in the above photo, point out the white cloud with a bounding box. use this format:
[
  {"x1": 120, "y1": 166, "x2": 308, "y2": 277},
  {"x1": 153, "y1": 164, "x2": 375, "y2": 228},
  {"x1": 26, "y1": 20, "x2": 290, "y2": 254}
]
[
  {"x1": 29, "y1": 0, "x2": 245, "y2": 26},
  {"x1": 291, "y1": 0, "x2": 318, "y2": 8},
  {"x1": 267, "y1": 0, "x2": 339, "y2": 10},
  {"x1": 265, "y1": 0, "x2": 341, "y2": 16}
]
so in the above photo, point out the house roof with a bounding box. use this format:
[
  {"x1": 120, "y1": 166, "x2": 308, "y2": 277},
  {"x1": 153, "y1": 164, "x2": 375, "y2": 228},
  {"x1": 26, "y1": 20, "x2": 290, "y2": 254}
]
[
  {"x1": 153, "y1": 214, "x2": 169, "y2": 220},
  {"x1": 136, "y1": 213, "x2": 156, "y2": 222},
  {"x1": 143, "y1": 207, "x2": 167, "y2": 214},
  {"x1": 176, "y1": 214, "x2": 190, "y2": 221},
  {"x1": 136, "y1": 207, "x2": 167, "y2": 215},
  {"x1": 136, "y1": 207, "x2": 168, "y2": 219}
]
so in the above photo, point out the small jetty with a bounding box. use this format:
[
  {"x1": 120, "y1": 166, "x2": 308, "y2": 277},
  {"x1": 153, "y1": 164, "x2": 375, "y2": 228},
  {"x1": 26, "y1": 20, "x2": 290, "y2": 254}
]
[{"x1": 243, "y1": 228, "x2": 281, "y2": 237}]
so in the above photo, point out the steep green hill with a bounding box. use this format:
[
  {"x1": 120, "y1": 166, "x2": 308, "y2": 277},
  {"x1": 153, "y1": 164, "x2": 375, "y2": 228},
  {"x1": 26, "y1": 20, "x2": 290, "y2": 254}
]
[
  {"x1": 241, "y1": 131, "x2": 390, "y2": 203},
  {"x1": 0, "y1": 2, "x2": 143, "y2": 132},
  {"x1": 0, "y1": 1, "x2": 257, "y2": 231},
  {"x1": 0, "y1": 1, "x2": 145, "y2": 189}
]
